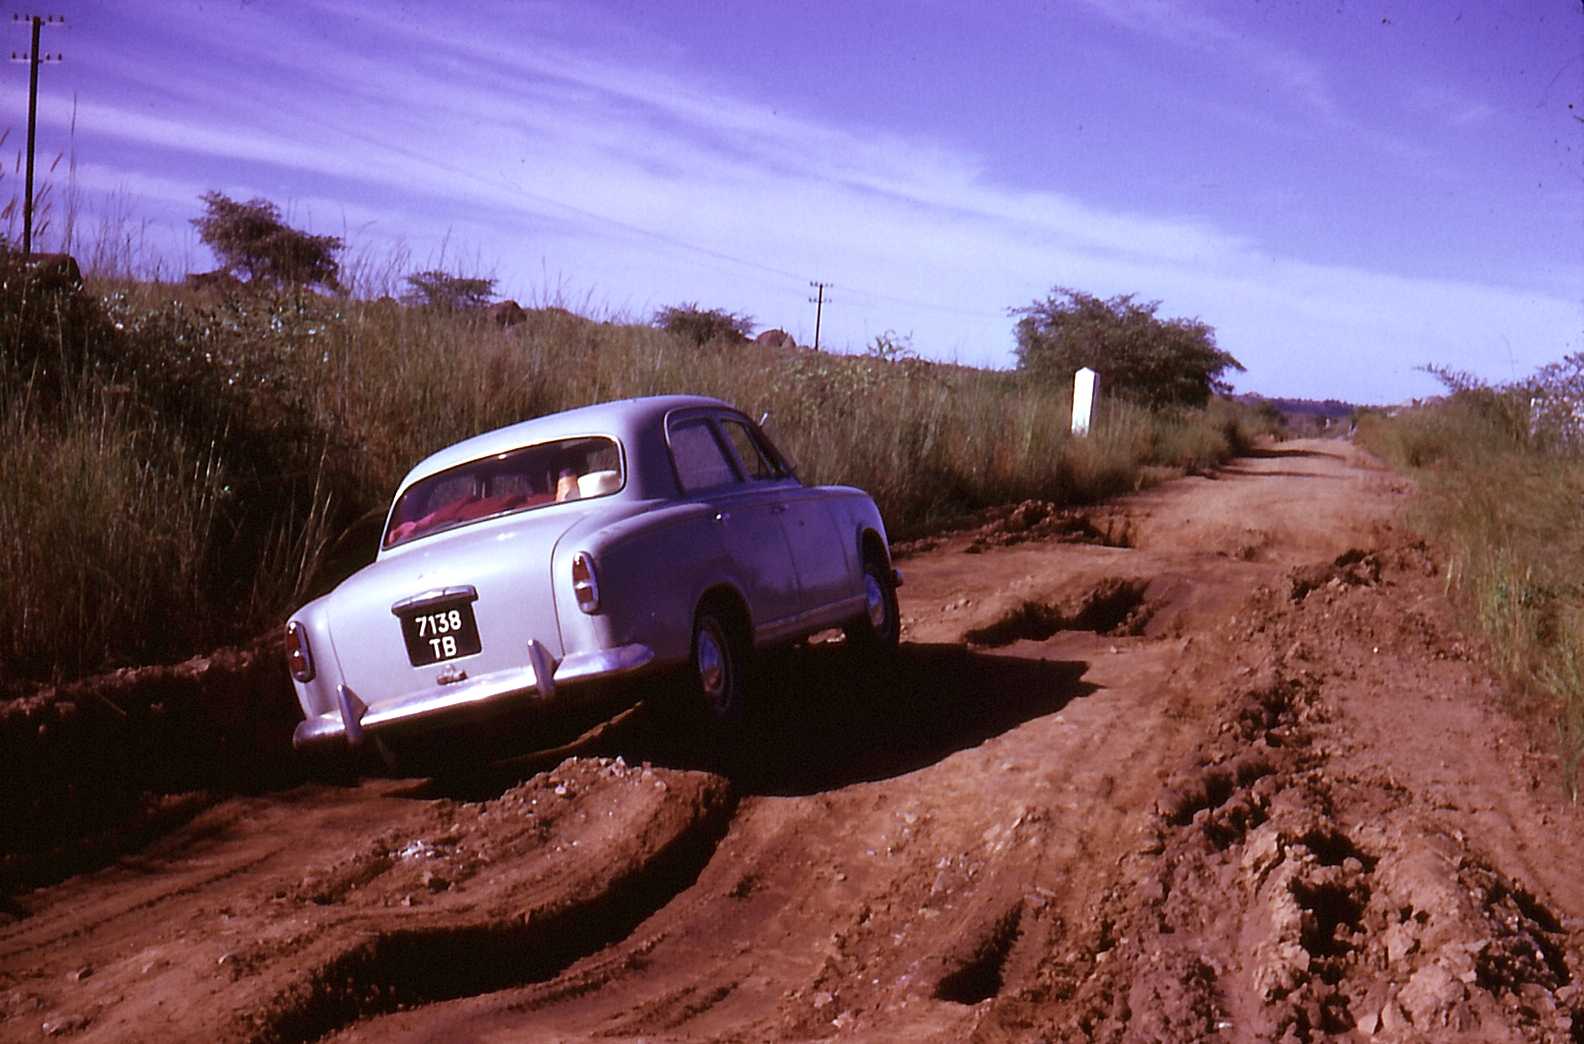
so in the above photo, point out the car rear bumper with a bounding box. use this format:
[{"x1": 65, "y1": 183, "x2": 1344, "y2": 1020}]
[{"x1": 292, "y1": 640, "x2": 656, "y2": 750}]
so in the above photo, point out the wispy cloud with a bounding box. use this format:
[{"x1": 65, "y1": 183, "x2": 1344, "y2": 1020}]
[
  {"x1": 1072, "y1": 0, "x2": 1343, "y2": 123},
  {"x1": 34, "y1": 0, "x2": 1580, "y2": 401}
]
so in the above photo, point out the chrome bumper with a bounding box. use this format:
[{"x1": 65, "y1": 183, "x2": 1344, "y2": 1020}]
[{"x1": 292, "y1": 640, "x2": 656, "y2": 750}]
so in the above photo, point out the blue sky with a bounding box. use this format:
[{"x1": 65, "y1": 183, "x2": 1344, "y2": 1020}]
[{"x1": 6, "y1": 0, "x2": 1581, "y2": 402}]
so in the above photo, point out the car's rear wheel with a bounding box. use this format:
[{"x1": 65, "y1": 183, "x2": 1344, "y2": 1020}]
[
  {"x1": 692, "y1": 607, "x2": 748, "y2": 726},
  {"x1": 845, "y1": 550, "x2": 900, "y2": 652}
]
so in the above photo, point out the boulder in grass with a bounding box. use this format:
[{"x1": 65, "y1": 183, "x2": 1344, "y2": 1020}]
[
  {"x1": 488, "y1": 299, "x2": 528, "y2": 327},
  {"x1": 755, "y1": 328, "x2": 797, "y2": 350},
  {"x1": 29, "y1": 253, "x2": 84, "y2": 294},
  {"x1": 184, "y1": 269, "x2": 243, "y2": 294}
]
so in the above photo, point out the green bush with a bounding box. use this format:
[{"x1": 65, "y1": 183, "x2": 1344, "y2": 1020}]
[
  {"x1": 1011, "y1": 286, "x2": 1244, "y2": 409},
  {"x1": 652, "y1": 302, "x2": 753, "y2": 346},
  {"x1": 402, "y1": 270, "x2": 496, "y2": 312},
  {"x1": 191, "y1": 191, "x2": 343, "y2": 291}
]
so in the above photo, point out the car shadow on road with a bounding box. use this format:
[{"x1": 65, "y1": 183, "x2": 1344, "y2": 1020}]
[
  {"x1": 414, "y1": 644, "x2": 1095, "y2": 802},
  {"x1": 557, "y1": 642, "x2": 1097, "y2": 799}
]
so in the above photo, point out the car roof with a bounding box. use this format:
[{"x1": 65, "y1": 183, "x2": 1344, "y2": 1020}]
[{"x1": 395, "y1": 394, "x2": 735, "y2": 494}]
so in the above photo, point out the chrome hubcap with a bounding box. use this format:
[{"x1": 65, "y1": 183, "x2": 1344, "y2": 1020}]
[
  {"x1": 696, "y1": 624, "x2": 728, "y2": 712},
  {"x1": 865, "y1": 572, "x2": 888, "y2": 630}
]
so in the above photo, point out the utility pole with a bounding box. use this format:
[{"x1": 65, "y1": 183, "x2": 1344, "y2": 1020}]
[
  {"x1": 808, "y1": 280, "x2": 832, "y2": 352},
  {"x1": 10, "y1": 13, "x2": 65, "y2": 259}
]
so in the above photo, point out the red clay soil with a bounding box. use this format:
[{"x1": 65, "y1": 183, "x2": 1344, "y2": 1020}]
[{"x1": 2, "y1": 440, "x2": 1581, "y2": 1042}]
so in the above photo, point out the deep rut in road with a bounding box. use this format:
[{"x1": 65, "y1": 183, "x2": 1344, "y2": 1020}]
[
  {"x1": 248, "y1": 759, "x2": 736, "y2": 1043},
  {"x1": 253, "y1": 771, "x2": 735, "y2": 1042}
]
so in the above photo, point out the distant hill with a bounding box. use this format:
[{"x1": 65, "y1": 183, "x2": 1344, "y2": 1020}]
[
  {"x1": 1237, "y1": 394, "x2": 1360, "y2": 419},
  {"x1": 1236, "y1": 394, "x2": 1364, "y2": 435}
]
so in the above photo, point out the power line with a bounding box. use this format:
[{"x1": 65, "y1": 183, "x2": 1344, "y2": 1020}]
[
  {"x1": 9, "y1": 12, "x2": 65, "y2": 258},
  {"x1": 838, "y1": 283, "x2": 1005, "y2": 321},
  {"x1": 495, "y1": 170, "x2": 809, "y2": 285},
  {"x1": 492, "y1": 173, "x2": 1004, "y2": 322}
]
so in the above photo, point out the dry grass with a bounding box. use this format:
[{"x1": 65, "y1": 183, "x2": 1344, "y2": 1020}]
[
  {"x1": 1359, "y1": 390, "x2": 1584, "y2": 800},
  {"x1": 1, "y1": 265, "x2": 1269, "y2": 687}
]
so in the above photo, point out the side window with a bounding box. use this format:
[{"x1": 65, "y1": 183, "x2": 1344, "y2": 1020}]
[
  {"x1": 719, "y1": 419, "x2": 783, "y2": 481},
  {"x1": 669, "y1": 420, "x2": 741, "y2": 494}
]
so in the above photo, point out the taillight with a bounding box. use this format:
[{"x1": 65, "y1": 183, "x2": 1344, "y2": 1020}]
[
  {"x1": 571, "y1": 552, "x2": 601, "y2": 614},
  {"x1": 286, "y1": 620, "x2": 315, "y2": 682}
]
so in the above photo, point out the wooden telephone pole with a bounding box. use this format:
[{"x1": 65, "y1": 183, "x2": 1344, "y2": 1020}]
[
  {"x1": 10, "y1": 13, "x2": 65, "y2": 259},
  {"x1": 808, "y1": 280, "x2": 832, "y2": 352}
]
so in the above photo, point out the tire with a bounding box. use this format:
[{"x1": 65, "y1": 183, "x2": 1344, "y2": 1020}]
[
  {"x1": 691, "y1": 606, "x2": 748, "y2": 728},
  {"x1": 845, "y1": 551, "x2": 900, "y2": 652}
]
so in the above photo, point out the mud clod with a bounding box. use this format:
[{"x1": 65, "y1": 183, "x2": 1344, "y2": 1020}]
[{"x1": 1287, "y1": 548, "x2": 1382, "y2": 601}]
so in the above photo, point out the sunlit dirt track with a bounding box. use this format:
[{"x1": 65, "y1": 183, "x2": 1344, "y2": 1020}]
[{"x1": 3, "y1": 440, "x2": 1581, "y2": 1042}]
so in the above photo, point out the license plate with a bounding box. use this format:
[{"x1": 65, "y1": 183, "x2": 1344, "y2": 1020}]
[{"x1": 398, "y1": 601, "x2": 482, "y2": 666}]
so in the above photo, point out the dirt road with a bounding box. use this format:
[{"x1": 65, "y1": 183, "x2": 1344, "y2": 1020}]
[{"x1": 3, "y1": 440, "x2": 1581, "y2": 1042}]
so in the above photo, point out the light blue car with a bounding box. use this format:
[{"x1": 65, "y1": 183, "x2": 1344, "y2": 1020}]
[{"x1": 285, "y1": 395, "x2": 900, "y2": 762}]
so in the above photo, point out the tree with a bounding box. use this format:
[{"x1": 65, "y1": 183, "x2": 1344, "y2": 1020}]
[
  {"x1": 653, "y1": 302, "x2": 753, "y2": 346},
  {"x1": 191, "y1": 191, "x2": 343, "y2": 290},
  {"x1": 1011, "y1": 287, "x2": 1243, "y2": 409},
  {"x1": 402, "y1": 269, "x2": 496, "y2": 312}
]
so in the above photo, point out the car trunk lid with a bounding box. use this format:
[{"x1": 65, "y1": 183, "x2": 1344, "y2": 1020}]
[{"x1": 324, "y1": 511, "x2": 577, "y2": 709}]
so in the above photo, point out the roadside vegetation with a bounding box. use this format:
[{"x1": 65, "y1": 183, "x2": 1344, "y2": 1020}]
[
  {"x1": 1, "y1": 193, "x2": 1275, "y2": 687},
  {"x1": 1358, "y1": 361, "x2": 1584, "y2": 800}
]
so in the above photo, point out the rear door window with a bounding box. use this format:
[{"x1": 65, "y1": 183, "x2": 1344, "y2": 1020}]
[
  {"x1": 719, "y1": 419, "x2": 785, "y2": 481},
  {"x1": 669, "y1": 419, "x2": 742, "y2": 494}
]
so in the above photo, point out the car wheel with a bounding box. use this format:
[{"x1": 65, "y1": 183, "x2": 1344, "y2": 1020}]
[
  {"x1": 691, "y1": 607, "x2": 747, "y2": 726},
  {"x1": 845, "y1": 551, "x2": 900, "y2": 651}
]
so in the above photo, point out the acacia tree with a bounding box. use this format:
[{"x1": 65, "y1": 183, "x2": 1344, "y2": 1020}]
[
  {"x1": 403, "y1": 270, "x2": 497, "y2": 312},
  {"x1": 191, "y1": 191, "x2": 343, "y2": 290},
  {"x1": 653, "y1": 302, "x2": 753, "y2": 346},
  {"x1": 1011, "y1": 287, "x2": 1243, "y2": 409}
]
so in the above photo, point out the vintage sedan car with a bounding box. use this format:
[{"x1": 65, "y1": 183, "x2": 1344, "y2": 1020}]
[{"x1": 286, "y1": 394, "x2": 900, "y2": 760}]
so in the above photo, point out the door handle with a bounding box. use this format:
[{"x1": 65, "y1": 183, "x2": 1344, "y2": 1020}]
[
  {"x1": 770, "y1": 504, "x2": 788, "y2": 515},
  {"x1": 714, "y1": 511, "x2": 730, "y2": 524}
]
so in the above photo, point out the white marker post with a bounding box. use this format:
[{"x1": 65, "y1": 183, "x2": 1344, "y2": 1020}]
[{"x1": 1072, "y1": 366, "x2": 1099, "y2": 437}]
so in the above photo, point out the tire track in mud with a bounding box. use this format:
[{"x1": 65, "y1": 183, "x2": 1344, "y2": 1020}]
[
  {"x1": 0, "y1": 846, "x2": 283, "y2": 963},
  {"x1": 244, "y1": 760, "x2": 736, "y2": 1043}
]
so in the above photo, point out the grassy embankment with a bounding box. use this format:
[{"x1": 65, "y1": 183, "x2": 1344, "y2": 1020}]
[
  {"x1": 1358, "y1": 385, "x2": 1584, "y2": 800},
  {"x1": 2, "y1": 262, "x2": 1272, "y2": 687}
]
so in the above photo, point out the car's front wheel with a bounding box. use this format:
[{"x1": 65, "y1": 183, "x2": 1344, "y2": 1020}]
[{"x1": 845, "y1": 551, "x2": 900, "y2": 652}]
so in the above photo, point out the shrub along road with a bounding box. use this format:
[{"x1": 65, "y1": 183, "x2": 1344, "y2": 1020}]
[{"x1": 2, "y1": 440, "x2": 1581, "y2": 1042}]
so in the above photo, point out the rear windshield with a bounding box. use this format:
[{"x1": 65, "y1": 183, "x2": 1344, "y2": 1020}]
[{"x1": 383, "y1": 436, "x2": 622, "y2": 549}]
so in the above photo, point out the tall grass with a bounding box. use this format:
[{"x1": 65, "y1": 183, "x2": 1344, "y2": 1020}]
[
  {"x1": 1359, "y1": 384, "x2": 1584, "y2": 800},
  {"x1": 1, "y1": 266, "x2": 1268, "y2": 687},
  {"x1": 0, "y1": 380, "x2": 222, "y2": 679}
]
